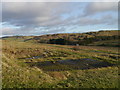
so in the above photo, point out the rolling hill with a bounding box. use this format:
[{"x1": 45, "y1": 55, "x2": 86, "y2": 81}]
[{"x1": 2, "y1": 30, "x2": 120, "y2": 47}]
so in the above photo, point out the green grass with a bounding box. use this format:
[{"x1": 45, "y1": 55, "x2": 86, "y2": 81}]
[{"x1": 2, "y1": 37, "x2": 119, "y2": 88}]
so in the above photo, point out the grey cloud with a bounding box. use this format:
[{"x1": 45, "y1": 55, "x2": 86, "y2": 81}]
[
  {"x1": 76, "y1": 15, "x2": 117, "y2": 26},
  {"x1": 2, "y1": 27, "x2": 35, "y2": 36},
  {"x1": 2, "y1": 25, "x2": 66, "y2": 36},
  {"x1": 39, "y1": 27, "x2": 66, "y2": 35},
  {"x1": 2, "y1": 2, "x2": 118, "y2": 36},
  {"x1": 84, "y1": 2, "x2": 118, "y2": 16},
  {"x1": 59, "y1": 13, "x2": 117, "y2": 27},
  {"x1": 2, "y1": 2, "x2": 77, "y2": 27}
]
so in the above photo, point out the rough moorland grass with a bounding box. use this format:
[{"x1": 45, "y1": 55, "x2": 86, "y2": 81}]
[{"x1": 2, "y1": 39, "x2": 119, "y2": 88}]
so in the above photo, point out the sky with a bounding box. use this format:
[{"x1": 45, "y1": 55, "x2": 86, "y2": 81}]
[{"x1": 1, "y1": 1, "x2": 118, "y2": 37}]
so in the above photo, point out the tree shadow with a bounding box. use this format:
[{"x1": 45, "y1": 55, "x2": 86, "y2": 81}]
[{"x1": 25, "y1": 58, "x2": 116, "y2": 71}]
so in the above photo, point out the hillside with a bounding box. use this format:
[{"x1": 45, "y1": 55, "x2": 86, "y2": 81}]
[
  {"x1": 2, "y1": 30, "x2": 120, "y2": 47},
  {"x1": 2, "y1": 30, "x2": 119, "y2": 88}
]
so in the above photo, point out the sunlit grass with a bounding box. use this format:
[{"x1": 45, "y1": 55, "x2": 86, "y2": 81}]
[{"x1": 2, "y1": 39, "x2": 119, "y2": 88}]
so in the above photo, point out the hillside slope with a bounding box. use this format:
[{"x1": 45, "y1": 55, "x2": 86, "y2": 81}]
[{"x1": 2, "y1": 30, "x2": 119, "y2": 47}]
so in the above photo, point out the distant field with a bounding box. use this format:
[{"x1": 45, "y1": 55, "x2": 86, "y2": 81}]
[{"x1": 2, "y1": 30, "x2": 119, "y2": 88}]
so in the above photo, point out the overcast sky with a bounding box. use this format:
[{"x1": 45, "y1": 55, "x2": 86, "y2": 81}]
[{"x1": 1, "y1": 1, "x2": 118, "y2": 36}]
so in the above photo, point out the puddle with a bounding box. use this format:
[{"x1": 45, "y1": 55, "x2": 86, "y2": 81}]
[
  {"x1": 90, "y1": 50, "x2": 119, "y2": 55},
  {"x1": 25, "y1": 58, "x2": 115, "y2": 71},
  {"x1": 25, "y1": 56, "x2": 42, "y2": 59},
  {"x1": 19, "y1": 56, "x2": 43, "y2": 59}
]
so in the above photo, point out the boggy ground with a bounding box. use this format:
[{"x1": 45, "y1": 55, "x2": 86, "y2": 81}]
[
  {"x1": 2, "y1": 39, "x2": 119, "y2": 88},
  {"x1": 26, "y1": 58, "x2": 115, "y2": 71}
]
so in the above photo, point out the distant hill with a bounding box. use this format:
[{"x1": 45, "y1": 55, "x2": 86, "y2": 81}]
[{"x1": 2, "y1": 30, "x2": 120, "y2": 47}]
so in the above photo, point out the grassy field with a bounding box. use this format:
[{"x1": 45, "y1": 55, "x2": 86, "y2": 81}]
[{"x1": 2, "y1": 31, "x2": 119, "y2": 88}]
